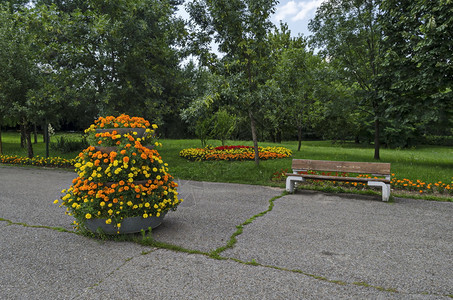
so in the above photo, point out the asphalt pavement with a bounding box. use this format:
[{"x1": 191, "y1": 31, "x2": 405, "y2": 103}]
[{"x1": 1, "y1": 165, "x2": 452, "y2": 299}]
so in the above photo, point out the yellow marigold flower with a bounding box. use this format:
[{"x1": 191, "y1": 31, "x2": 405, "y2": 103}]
[
  {"x1": 145, "y1": 202, "x2": 150, "y2": 207},
  {"x1": 127, "y1": 201, "x2": 133, "y2": 206},
  {"x1": 100, "y1": 201, "x2": 105, "y2": 207},
  {"x1": 154, "y1": 204, "x2": 158, "y2": 209},
  {"x1": 117, "y1": 223, "x2": 121, "y2": 228},
  {"x1": 85, "y1": 213, "x2": 92, "y2": 219},
  {"x1": 53, "y1": 199, "x2": 59, "y2": 204},
  {"x1": 152, "y1": 124, "x2": 158, "y2": 129},
  {"x1": 105, "y1": 219, "x2": 112, "y2": 224},
  {"x1": 143, "y1": 213, "x2": 148, "y2": 218}
]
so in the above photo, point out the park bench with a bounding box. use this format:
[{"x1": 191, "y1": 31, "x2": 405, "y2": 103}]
[{"x1": 286, "y1": 159, "x2": 391, "y2": 201}]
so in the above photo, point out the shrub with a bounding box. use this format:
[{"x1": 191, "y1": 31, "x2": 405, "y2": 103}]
[{"x1": 51, "y1": 136, "x2": 89, "y2": 153}]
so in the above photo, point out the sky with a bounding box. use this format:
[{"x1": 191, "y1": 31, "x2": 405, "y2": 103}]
[
  {"x1": 177, "y1": 0, "x2": 324, "y2": 37},
  {"x1": 273, "y1": 0, "x2": 324, "y2": 37}
]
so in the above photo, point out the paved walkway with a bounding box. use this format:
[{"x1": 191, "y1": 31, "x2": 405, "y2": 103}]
[{"x1": 1, "y1": 165, "x2": 452, "y2": 299}]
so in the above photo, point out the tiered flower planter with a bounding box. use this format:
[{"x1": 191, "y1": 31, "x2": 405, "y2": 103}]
[{"x1": 57, "y1": 115, "x2": 182, "y2": 234}]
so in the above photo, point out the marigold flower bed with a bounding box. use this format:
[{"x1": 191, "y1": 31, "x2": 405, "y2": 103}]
[
  {"x1": 179, "y1": 145, "x2": 292, "y2": 161},
  {"x1": 271, "y1": 168, "x2": 453, "y2": 196},
  {"x1": 0, "y1": 154, "x2": 75, "y2": 169}
]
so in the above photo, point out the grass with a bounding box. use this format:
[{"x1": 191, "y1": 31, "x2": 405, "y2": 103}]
[
  {"x1": 1, "y1": 131, "x2": 452, "y2": 190},
  {"x1": 1, "y1": 131, "x2": 83, "y2": 160},
  {"x1": 157, "y1": 139, "x2": 453, "y2": 187}
]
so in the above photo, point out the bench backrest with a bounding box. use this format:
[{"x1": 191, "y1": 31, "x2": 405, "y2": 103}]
[{"x1": 292, "y1": 159, "x2": 391, "y2": 175}]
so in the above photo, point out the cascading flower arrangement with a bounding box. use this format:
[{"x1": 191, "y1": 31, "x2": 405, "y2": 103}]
[{"x1": 55, "y1": 114, "x2": 182, "y2": 233}]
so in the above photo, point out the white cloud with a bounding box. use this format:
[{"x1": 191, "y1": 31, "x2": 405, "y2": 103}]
[{"x1": 274, "y1": 0, "x2": 324, "y2": 22}]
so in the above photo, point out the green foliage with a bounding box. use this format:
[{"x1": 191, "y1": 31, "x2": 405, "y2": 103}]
[
  {"x1": 309, "y1": 0, "x2": 385, "y2": 159},
  {"x1": 50, "y1": 135, "x2": 88, "y2": 153},
  {"x1": 187, "y1": 0, "x2": 279, "y2": 165},
  {"x1": 379, "y1": 0, "x2": 453, "y2": 147},
  {"x1": 195, "y1": 118, "x2": 213, "y2": 147},
  {"x1": 212, "y1": 109, "x2": 236, "y2": 145},
  {"x1": 16, "y1": 0, "x2": 189, "y2": 132}
]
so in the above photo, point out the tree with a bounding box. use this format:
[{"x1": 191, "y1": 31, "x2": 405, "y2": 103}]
[
  {"x1": 309, "y1": 0, "x2": 385, "y2": 159},
  {"x1": 378, "y1": 0, "x2": 453, "y2": 146},
  {"x1": 269, "y1": 25, "x2": 333, "y2": 150},
  {"x1": 0, "y1": 4, "x2": 42, "y2": 158},
  {"x1": 212, "y1": 108, "x2": 236, "y2": 145},
  {"x1": 188, "y1": 0, "x2": 279, "y2": 165},
  {"x1": 34, "y1": 0, "x2": 188, "y2": 130}
]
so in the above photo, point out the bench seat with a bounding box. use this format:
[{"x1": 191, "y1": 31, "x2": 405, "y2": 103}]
[{"x1": 285, "y1": 159, "x2": 391, "y2": 201}]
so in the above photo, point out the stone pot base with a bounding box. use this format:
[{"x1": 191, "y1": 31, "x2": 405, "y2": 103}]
[{"x1": 84, "y1": 213, "x2": 166, "y2": 234}]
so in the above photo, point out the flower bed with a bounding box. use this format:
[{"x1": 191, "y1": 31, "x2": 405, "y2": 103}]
[
  {"x1": 271, "y1": 168, "x2": 453, "y2": 196},
  {"x1": 179, "y1": 145, "x2": 292, "y2": 161},
  {"x1": 0, "y1": 154, "x2": 75, "y2": 168},
  {"x1": 55, "y1": 114, "x2": 182, "y2": 233}
]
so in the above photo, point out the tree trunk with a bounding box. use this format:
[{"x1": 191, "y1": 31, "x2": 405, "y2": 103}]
[
  {"x1": 44, "y1": 121, "x2": 49, "y2": 158},
  {"x1": 276, "y1": 129, "x2": 282, "y2": 144},
  {"x1": 249, "y1": 109, "x2": 259, "y2": 166},
  {"x1": 24, "y1": 122, "x2": 34, "y2": 159},
  {"x1": 374, "y1": 118, "x2": 380, "y2": 160},
  {"x1": 20, "y1": 124, "x2": 26, "y2": 148},
  {"x1": 297, "y1": 126, "x2": 302, "y2": 151},
  {"x1": 33, "y1": 124, "x2": 38, "y2": 144}
]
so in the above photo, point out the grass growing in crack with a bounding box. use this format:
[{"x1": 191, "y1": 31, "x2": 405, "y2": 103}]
[
  {"x1": 1, "y1": 217, "x2": 74, "y2": 233},
  {"x1": 209, "y1": 192, "x2": 285, "y2": 258},
  {"x1": 353, "y1": 281, "x2": 399, "y2": 293}
]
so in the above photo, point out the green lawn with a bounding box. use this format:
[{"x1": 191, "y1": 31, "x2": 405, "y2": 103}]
[
  {"x1": 160, "y1": 139, "x2": 453, "y2": 186},
  {"x1": 1, "y1": 132, "x2": 452, "y2": 186}
]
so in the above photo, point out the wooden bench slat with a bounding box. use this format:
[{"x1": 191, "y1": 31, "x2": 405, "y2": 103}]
[
  {"x1": 286, "y1": 159, "x2": 392, "y2": 201},
  {"x1": 291, "y1": 159, "x2": 391, "y2": 175},
  {"x1": 285, "y1": 173, "x2": 390, "y2": 183}
]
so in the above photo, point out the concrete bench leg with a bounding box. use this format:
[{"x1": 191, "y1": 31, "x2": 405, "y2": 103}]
[
  {"x1": 368, "y1": 181, "x2": 391, "y2": 202},
  {"x1": 286, "y1": 176, "x2": 305, "y2": 193}
]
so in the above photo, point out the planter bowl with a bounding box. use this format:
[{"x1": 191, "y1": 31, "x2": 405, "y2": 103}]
[{"x1": 85, "y1": 213, "x2": 166, "y2": 234}]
